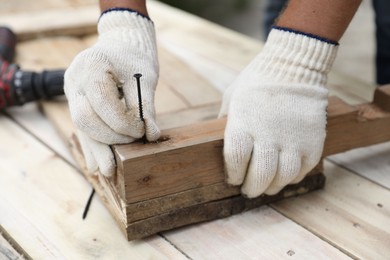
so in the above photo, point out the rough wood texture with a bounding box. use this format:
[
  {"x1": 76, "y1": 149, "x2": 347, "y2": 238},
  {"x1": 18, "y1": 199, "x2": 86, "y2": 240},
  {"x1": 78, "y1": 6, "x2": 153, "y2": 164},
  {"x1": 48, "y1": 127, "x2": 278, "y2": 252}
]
[
  {"x1": 125, "y1": 173, "x2": 326, "y2": 240},
  {"x1": 272, "y1": 160, "x2": 390, "y2": 259},
  {"x1": 62, "y1": 113, "x2": 325, "y2": 240},
  {"x1": 0, "y1": 115, "x2": 185, "y2": 259},
  {"x1": 325, "y1": 87, "x2": 390, "y2": 155},
  {"x1": 114, "y1": 86, "x2": 390, "y2": 204}
]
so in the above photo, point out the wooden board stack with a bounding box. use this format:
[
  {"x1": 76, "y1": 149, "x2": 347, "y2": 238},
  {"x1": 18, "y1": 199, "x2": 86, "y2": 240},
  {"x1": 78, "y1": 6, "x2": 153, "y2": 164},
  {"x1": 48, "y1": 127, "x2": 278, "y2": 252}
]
[{"x1": 45, "y1": 81, "x2": 390, "y2": 240}]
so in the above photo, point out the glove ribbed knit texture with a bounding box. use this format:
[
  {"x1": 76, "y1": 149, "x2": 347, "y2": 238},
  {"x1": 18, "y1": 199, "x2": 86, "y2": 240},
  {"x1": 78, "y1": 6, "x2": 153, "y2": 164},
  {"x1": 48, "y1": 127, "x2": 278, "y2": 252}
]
[
  {"x1": 98, "y1": 10, "x2": 157, "y2": 57},
  {"x1": 219, "y1": 27, "x2": 338, "y2": 198},
  {"x1": 243, "y1": 28, "x2": 338, "y2": 86}
]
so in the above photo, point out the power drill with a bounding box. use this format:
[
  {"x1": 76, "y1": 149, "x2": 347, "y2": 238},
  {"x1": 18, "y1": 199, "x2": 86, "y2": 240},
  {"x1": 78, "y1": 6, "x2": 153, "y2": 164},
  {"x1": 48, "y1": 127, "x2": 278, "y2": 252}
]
[{"x1": 0, "y1": 26, "x2": 65, "y2": 108}]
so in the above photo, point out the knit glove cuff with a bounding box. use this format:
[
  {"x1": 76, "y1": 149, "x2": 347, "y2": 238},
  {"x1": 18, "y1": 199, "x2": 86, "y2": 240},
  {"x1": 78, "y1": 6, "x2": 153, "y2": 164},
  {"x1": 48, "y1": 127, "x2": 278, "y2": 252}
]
[
  {"x1": 244, "y1": 27, "x2": 338, "y2": 86},
  {"x1": 98, "y1": 9, "x2": 157, "y2": 56}
]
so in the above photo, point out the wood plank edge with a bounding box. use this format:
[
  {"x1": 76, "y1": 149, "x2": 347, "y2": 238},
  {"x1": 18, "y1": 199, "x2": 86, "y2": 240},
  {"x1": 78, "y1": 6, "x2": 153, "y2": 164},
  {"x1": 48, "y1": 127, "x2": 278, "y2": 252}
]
[
  {"x1": 125, "y1": 173, "x2": 326, "y2": 240},
  {"x1": 0, "y1": 225, "x2": 32, "y2": 260},
  {"x1": 125, "y1": 163, "x2": 323, "y2": 223},
  {"x1": 68, "y1": 134, "x2": 128, "y2": 236}
]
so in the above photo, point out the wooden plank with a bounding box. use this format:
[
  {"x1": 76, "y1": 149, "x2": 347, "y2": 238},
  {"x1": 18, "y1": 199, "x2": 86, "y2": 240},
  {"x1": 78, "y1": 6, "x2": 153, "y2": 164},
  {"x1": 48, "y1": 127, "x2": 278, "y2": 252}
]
[
  {"x1": 0, "y1": 116, "x2": 186, "y2": 259},
  {"x1": 325, "y1": 96, "x2": 390, "y2": 155},
  {"x1": 115, "y1": 119, "x2": 225, "y2": 203},
  {"x1": 124, "y1": 164, "x2": 323, "y2": 223},
  {"x1": 0, "y1": 226, "x2": 30, "y2": 260},
  {"x1": 7, "y1": 102, "x2": 75, "y2": 167},
  {"x1": 162, "y1": 207, "x2": 351, "y2": 259},
  {"x1": 329, "y1": 141, "x2": 390, "y2": 189},
  {"x1": 157, "y1": 102, "x2": 220, "y2": 130},
  {"x1": 114, "y1": 87, "x2": 390, "y2": 203},
  {"x1": 0, "y1": 235, "x2": 25, "y2": 260},
  {"x1": 373, "y1": 84, "x2": 390, "y2": 111},
  {"x1": 0, "y1": 6, "x2": 99, "y2": 41},
  {"x1": 155, "y1": 80, "x2": 189, "y2": 114},
  {"x1": 149, "y1": 1, "x2": 262, "y2": 72},
  {"x1": 125, "y1": 173, "x2": 325, "y2": 240},
  {"x1": 0, "y1": 0, "x2": 95, "y2": 14},
  {"x1": 272, "y1": 160, "x2": 390, "y2": 259},
  {"x1": 327, "y1": 71, "x2": 375, "y2": 105},
  {"x1": 16, "y1": 36, "x2": 86, "y2": 70},
  {"x1": 159, "y1": 41, "x2": 237, "y2": 93},
  {"x1": 158, "y1": 46, "x2": 222, "y2": 107},
  {"x1": 59, "y1": 122, "x2": 324, "y2": 240}
]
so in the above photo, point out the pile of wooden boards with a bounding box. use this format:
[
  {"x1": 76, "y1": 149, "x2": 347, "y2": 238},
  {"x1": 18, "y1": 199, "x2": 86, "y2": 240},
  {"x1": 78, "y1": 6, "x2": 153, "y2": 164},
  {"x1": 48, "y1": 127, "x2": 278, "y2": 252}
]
[{"x1": 45, "y1": 78, "x2": 390, "y2": 240}]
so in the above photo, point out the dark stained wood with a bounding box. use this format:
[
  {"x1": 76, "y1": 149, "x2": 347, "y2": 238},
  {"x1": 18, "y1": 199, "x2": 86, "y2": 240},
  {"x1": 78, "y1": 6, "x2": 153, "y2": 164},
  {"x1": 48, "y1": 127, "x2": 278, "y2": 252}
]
[
  {"x1": 125, "y1": 173, "x2": 326, "y2": 240},
  {"x1": 373, "y1": 84, "x2": 390, "y2": 112}
]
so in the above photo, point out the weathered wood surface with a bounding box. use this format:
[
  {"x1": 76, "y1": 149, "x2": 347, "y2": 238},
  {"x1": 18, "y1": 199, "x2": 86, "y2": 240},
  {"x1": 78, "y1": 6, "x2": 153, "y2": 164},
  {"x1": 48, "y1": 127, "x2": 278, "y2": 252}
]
[
  {"x1": 0, "y1": 226, "x2": 29, "y2": 260},
  {"x1": 53, "y1": 110, "x2": 324, "y2": 240},
  {"x1": 0, "y1": 115, "x2": 186, "y2": 259},
  {"x1": 1, "y1": 0, "x2": 389, "y2": 258},
  {"x1": 272, "y1": 161, "x2": 390, "y2": 259}
]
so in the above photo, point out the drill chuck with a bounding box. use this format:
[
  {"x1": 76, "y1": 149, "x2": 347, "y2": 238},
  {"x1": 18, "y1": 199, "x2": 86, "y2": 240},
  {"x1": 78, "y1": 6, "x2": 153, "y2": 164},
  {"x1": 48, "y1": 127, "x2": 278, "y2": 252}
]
[{"x1": 12, "y1": 69, "x2": 65, "y2": 106}]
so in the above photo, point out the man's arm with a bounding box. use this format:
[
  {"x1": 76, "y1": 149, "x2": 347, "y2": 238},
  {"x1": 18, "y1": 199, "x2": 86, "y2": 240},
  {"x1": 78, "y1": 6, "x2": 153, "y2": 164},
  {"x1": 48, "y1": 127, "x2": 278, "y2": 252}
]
[
  {"x1": 277, "y1": 0, "x2": 361, "y2": 42},
  {"x1": 220, "y1": 0, "x2": 362, "y2": 198},
  {"x1": 99, "y1": 0, "x2": 148, "y2": 16}
]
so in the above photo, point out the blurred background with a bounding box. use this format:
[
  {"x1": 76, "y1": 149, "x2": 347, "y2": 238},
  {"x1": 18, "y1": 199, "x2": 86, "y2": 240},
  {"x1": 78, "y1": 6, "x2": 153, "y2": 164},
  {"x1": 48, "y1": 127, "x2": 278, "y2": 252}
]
[{"x1": 159, "y1": 0, "x2": 375, "y2": 86}]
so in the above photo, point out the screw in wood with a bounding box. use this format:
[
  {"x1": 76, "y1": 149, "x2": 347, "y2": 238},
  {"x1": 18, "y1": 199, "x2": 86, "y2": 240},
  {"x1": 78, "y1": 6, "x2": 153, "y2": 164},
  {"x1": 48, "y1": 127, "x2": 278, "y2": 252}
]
[{"x1": 134, "y1": 73, "x2": 147, "y2": 144}]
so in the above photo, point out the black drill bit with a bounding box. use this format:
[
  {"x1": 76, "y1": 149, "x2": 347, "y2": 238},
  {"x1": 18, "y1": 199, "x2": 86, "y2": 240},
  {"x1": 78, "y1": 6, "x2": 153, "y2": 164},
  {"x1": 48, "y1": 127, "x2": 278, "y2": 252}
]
[{"x1": 134, "y1": 73, "x2": 147, "y2": 144}]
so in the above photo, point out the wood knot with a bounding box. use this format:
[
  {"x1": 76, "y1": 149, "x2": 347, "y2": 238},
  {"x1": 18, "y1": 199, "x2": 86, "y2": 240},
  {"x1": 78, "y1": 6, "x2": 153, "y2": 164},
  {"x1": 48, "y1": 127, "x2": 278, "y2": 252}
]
[{"x1": 138, "y1": 175, "x2": 152, "y2": 185}]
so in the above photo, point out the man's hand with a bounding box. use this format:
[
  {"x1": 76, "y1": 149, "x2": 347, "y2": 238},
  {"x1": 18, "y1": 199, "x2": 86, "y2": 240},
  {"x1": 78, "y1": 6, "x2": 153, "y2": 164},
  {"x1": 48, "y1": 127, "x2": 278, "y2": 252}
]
[
  {"x1": 64, "y1": 9, "x2": 160, "y2": 177},
  {"x1": 219, "y1": 28, "x2": 338, "y2": 198}
]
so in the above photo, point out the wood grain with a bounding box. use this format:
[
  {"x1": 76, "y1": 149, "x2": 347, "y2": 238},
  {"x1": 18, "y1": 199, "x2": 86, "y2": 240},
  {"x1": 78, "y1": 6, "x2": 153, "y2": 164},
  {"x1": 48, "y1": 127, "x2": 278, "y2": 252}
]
[
  {"x1": 158, "y1": 46, "x2": 222, "y2": 107},
  {"x1": 114, "y1": 87, "x2": 390, "y2": 203},
  {"x1": 272, "y1": 160, "x2": 390, "y2": 259},
  {"x1": 0, "y1": 116, "x2": 185, "y2": 259},
  {"x1": 163, "y1": 207, "x2": 350, "y2": 259},
  {"x1": 329, "y1": 141, "x2": 390, "y2": 189},
  {"x1": 124, "y1": 173, "x2": 325, "y2": 240},
  {"x1": 59, "y1": 115, "x2": 325, "y2": 240},
  {"x1": 325, "y1": 95, "x2": 390, "y2": 155}
]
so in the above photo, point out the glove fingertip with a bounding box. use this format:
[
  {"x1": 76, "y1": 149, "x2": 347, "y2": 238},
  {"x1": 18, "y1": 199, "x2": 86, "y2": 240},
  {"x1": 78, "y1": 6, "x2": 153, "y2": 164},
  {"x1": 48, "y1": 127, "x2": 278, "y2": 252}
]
[
  {"x1": 145, "y1": 118, "x2": 161, "y2": 142},
  {"x1": 99, "y1": 160, "x2": 116, "y2": 177},
  {"x1": 223, "y1": 128, "x2": 253, "y2": 186}
]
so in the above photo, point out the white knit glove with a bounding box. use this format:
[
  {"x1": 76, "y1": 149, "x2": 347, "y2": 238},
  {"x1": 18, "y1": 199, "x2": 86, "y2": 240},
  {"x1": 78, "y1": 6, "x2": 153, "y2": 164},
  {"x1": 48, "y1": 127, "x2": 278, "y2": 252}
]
[
  {"x1": 219, "y1": 28, "x2": 338, "y2": 198},
  {"x1": 64, "y1": 9, "x2": 160, "y2": 177}
]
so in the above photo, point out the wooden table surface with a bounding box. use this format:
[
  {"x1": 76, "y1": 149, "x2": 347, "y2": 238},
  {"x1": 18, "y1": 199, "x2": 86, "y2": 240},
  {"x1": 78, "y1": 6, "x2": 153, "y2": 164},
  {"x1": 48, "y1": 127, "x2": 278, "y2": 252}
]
[{"x1": 0, "y1": 1, "x2": 389, "y2": 259}]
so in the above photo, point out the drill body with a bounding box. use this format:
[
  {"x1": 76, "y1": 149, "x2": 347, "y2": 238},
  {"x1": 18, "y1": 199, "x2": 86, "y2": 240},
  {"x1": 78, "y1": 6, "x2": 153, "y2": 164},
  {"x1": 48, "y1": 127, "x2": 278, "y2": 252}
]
[{"x1": 0, "y1": 26, "x2": 65, "y2": 109}]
